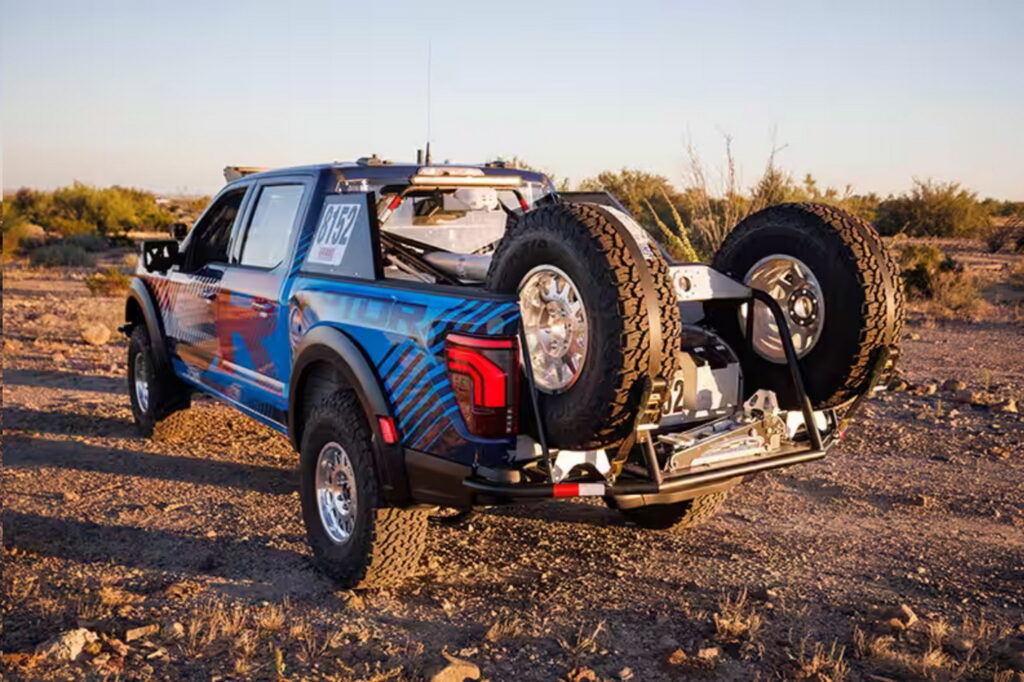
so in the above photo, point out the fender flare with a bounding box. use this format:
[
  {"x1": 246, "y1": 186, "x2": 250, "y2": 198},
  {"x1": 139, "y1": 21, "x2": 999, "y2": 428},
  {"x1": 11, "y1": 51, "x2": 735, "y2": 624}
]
[
  {"x1": 289, "y1": 325, "x2": 410, "y2": 505},
  {"x1": 125, "y1": 278, "x2": 170, "y2": 368}
]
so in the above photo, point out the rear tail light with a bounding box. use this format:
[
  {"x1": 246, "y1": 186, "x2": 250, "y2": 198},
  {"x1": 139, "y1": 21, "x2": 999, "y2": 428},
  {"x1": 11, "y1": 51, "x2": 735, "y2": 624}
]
[{"x1": 445, "y1": 333, "x2": 519, "y2": 438}]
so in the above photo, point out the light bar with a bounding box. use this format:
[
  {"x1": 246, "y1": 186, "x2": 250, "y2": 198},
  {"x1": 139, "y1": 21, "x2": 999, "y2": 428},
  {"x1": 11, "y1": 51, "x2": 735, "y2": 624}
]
[{"x1": 409, "y1": 173, "x2": 523, "y2": 188}]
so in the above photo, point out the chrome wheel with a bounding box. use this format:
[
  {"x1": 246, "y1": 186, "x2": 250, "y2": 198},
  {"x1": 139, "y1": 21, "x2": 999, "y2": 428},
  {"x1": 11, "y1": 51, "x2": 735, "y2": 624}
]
[
  {"x1": 133, "y1": 353, "x2": 150, "y2": 413},
  {"x1": 739, "y1": 254, "x2": 825, "y2": 363},
  {"x1": 518, "y1": 265, "x2": 588, "y2": 393},
  {"x1": 315, "y1": 442, "x2": 358, "y2": 545}
]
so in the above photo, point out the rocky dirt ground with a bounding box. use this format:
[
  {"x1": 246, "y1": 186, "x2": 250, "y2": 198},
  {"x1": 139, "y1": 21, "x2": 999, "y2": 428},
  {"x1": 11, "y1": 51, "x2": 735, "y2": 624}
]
[{"x1": 3, "y1": 245, "x2": 1024, "y2": 681}]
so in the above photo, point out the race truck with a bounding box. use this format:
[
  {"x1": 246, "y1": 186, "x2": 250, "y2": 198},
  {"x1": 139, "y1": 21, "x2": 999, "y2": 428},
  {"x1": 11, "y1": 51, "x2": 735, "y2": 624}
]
[{"x1": 124, "y1": 158, "x2": 904, "y2": 588}]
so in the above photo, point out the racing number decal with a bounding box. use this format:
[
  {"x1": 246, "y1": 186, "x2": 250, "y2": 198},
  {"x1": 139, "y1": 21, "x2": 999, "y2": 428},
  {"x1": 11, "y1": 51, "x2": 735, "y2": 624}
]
[{"x1": 307, "y1": 202, "x2": 361, "y2": 266}]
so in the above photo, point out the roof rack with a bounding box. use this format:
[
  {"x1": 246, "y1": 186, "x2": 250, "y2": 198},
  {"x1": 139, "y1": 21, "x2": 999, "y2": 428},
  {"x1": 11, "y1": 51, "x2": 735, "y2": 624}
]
[{"x1": 224, "y1": 166, "x2": 268, "y2": 182}]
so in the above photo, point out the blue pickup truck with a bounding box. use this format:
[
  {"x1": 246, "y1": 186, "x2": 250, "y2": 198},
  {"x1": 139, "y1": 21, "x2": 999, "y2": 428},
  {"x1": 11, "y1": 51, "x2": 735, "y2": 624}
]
[{"x1": 125, "y1": 159, "x2": 902, "y2": 588}]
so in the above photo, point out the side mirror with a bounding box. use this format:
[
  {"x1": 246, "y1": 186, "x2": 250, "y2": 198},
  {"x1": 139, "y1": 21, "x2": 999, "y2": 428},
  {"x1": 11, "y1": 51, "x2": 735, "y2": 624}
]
[
  {"x1": 141, "y1": 240, "x2": 181, "y2": 273},
  {"x1": 170, "y1": 222, "x2": 189, "y2": 240}
]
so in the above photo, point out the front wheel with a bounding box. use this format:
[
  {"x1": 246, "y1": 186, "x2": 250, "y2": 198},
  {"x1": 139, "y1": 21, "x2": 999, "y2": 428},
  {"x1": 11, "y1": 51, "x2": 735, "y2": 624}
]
[
  {"x1": 127, "y1": 326, "x2": 190, "y2": 436},
  {"x1": 618, "y1": 493, "x2": 727, "y2": 533},
  {"x1": 299, "y1": 392, "x2": 428, "y2": 588}
]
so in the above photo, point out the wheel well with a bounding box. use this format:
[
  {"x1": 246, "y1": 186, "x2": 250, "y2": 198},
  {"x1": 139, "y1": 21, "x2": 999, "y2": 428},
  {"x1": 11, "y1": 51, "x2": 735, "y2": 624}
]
[
  {"x1": 292, "y1": 359, "x2": 353, "y2": 448},
  {"x1": 126, "y1": 297, "x2": 144, "y2": 327}
]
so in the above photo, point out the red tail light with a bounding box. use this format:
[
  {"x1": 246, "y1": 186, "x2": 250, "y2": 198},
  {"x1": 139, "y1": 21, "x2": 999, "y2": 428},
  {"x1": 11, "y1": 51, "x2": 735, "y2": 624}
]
[{"x1": 445, "y1": 333, "x2": 519, "y2": 438}]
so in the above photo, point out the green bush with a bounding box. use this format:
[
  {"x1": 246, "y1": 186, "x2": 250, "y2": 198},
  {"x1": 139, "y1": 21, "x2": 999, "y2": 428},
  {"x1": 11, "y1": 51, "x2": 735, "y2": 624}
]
[
  {"x1": 876, "y1": 179, "x2": 991, "y2": 237},
  {"x1": 897, "y1": 243, "x2": 981, "y2": 313},
  {"x1": 10, "y1": 182, "x2": 176, "y2": 238},
  {"x1": 29, "y1": 243, "x2": 95, "y2": 267},
  {"x1": 64, "y1": 232, "x2": 108, "y2": 252}
]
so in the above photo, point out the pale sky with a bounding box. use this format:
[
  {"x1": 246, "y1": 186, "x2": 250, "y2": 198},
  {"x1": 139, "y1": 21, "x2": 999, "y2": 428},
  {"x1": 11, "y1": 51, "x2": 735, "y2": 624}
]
[{"x1": 1, "y1": 0, "x2": 1022, "y2": 199}]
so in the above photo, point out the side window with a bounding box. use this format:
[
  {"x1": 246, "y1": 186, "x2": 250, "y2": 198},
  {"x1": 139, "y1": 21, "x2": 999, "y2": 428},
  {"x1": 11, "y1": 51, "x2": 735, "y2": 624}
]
[
  {"x1": 187, "y1": 188, "x2": 247, "y2": 270},
  {"x1": 238, "y1": 184, "x2": 306, "y2": 268}
]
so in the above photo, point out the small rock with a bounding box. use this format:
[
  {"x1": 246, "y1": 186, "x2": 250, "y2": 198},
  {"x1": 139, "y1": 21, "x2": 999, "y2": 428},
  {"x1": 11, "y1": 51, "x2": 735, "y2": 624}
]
[
  {"x1": 53, "y1": 352, "x2": 67, "y2": 364},
  {"x1": 997, "y1": 398, "x2": 1018, "y2": 414},
  {"x1": 696, "y1": 646, "x2": 720, "y2": 660},
  {"x1": 104, "y1": 637, "x2": 128, "y2": 657},
  {"x1": 665, "y1": 649, "x2": 688, "y2": 666},
  {"x1": 950, "y1": 637, "x2": 974, "y2": 653},
  {"x1": 63, "y1": 490, "x2": 81, "y2": 502},
  {"x1": 909, "y1": 332, "x2": 922, "y2": 341},
  {"x1": 921, "y1": 383, "x2": 938, "y2": 395},
  {"x1": 36, "y1": 313, "x2": 60, "y2": 327},
  {"x1": 942, "y1": 379, "x2": 966, "y2": 392},
  {"x1": 36, "y1": 628, "x2": 98, "y2": 661},
  {"x1": 160, "y1": 622, "x2": 184, "y2": 640},
  {"x1": 899, "y1": 604, "x2": 918, "y2": 627},
  {"x1": 80, "y1": 323, "x2": 111, "y2": 346},
  {"x1": 617, "y1": 667, "x2": 634, "y2": 680},
  {"x1": 427, "y1": 652, "x2": 480, "y2": 682},
  {"x1": 887, "y1": 379, "x2": 908, "y2": 392},
  {"x1": 124, "y1": 624, "x2": 159, "y2": 642},
  {"x1": 910, "y1": 494, "x2": 934, "y2": 507}
]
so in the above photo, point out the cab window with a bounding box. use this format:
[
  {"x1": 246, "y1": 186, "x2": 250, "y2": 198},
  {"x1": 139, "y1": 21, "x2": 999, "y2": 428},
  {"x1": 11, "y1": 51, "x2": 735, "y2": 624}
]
[{"x1": 185, "y1": 188, "x2": 247, "y2": 271}]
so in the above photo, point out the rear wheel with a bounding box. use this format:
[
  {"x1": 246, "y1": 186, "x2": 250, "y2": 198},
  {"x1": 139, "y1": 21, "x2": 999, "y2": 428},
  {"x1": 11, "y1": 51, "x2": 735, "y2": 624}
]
[
  {"x1": 299, "y1": 392, "x2": 428, "y2": 588},
  {"x1": 619, "y1": 493, "x2": 727, "y2": 532},
  {"x1": 708, "y1": 203, "x2": 904, "y2": 409},
  {"x1": 127, "y1": 326, "x2": 191, "y2": 436},
  {"x1": 486, "y1": 202, "x2": 681, "y2": 449}
]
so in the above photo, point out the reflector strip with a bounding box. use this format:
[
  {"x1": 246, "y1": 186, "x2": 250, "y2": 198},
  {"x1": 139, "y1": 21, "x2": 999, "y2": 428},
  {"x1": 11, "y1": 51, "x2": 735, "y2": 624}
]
[
  {"x1": 377, "y1": 416, "x2": 399, "y2": 444},
  {"x1": 552, "y1": 482, "x2": 606, "y2": 498}
]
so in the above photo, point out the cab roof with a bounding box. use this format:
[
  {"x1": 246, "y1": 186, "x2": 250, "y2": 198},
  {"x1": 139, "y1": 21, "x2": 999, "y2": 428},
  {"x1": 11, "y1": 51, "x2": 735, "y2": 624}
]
[{"x1": 225, "y1": 161, "x2": 551, "y2": 188}]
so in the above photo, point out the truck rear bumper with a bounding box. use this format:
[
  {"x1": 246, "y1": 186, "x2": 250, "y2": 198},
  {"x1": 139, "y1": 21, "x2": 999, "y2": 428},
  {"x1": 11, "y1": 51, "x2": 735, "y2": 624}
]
[{"x1": 462, "y1": 444, "x2": 826, "y2": 505}]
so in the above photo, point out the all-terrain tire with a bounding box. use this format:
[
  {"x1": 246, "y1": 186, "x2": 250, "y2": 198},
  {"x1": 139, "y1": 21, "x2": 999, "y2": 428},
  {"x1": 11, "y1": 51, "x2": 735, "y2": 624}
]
[
  {"x1": 299, "y1": 392, "x2": 428, "y2": 588},
  {"x1": 708, "y1": 203, "x2": 904, "y2": 409},
  {"x1": 127, "y1": 325, "x2": 191, "y2": 437},
  {"x1": 619, "y1": 492, "x2": 727, "y2": 532},
  {"x1": 486, "y1": 202, "x2": 681, "y2": 450}
]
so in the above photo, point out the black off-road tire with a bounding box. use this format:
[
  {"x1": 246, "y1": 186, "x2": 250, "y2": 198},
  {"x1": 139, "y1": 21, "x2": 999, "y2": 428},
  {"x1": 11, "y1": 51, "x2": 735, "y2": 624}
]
[
  {"x1": 299, "y1": 392, "x2": 428, "y2": 589},
  {"x1": 708, "y1": 203, "x2": 904, "y2": 409},
  {"x1": 620, "y1": 492, "x2": 727, "y2": 532},
  {"x1": 127, "y1": 325, "x2": 191, "y2": 437},
  {"x1": 486, "y1": 202, "x2": 681, "y2": 450}
]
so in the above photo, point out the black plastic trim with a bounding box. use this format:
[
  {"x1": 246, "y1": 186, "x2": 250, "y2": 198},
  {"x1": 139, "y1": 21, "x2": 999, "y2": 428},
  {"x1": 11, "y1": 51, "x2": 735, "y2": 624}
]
[
  {"x1": 289, "y1": 325, "x2": 409, "y2": 504},
  {"x1": 125, "y1": 278, "x2": 169, "y2": 368}
]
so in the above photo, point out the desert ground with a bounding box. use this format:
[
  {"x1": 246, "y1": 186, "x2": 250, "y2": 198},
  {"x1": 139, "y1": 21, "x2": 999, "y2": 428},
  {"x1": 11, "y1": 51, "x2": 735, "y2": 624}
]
[{"x1": 2, "y1": 243, "x2": 1023, "y2": 681}]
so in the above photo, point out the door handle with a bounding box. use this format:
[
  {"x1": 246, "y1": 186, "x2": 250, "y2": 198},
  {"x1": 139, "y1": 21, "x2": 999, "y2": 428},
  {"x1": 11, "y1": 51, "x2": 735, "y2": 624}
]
[{"x1": 251, "y1": 299, "x2": 276, "y2": 314}]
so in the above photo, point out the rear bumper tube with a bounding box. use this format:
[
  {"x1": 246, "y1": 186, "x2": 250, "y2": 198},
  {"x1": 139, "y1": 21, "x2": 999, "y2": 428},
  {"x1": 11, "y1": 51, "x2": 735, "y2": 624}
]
[{"x1": 463, "y1": 447, "x2": 826, "y2": 500}]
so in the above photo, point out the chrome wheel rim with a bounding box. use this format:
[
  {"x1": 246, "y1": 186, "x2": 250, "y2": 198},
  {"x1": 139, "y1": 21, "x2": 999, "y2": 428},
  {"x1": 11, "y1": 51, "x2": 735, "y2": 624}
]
[
  {"x1": 518, "y1": 265, "x2": 588, "y2": 393},
  {"x1": 133, "y1": 353, "x2": 150, "y2": 413},
  {"x1": 739, "y1": 254, "x2": 825, "y2": 363},
  {"x1": 315, "y1": 442, "x2": 358, "y2": 545}
]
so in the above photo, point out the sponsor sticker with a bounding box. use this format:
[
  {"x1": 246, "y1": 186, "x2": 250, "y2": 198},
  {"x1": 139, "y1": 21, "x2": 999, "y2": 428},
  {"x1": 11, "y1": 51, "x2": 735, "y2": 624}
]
[{"x1": 307, "y1": 202, "x2": 361, "y2": 266}]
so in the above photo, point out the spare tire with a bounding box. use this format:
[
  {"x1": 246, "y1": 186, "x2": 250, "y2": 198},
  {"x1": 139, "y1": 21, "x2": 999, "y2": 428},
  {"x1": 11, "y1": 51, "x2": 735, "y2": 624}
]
[
  {"x1": 486, "y1": 202, "x2": 681, "y2": 450},
  {"x1": 707, "y1": 202, "x2": 904, "y2": 410}
]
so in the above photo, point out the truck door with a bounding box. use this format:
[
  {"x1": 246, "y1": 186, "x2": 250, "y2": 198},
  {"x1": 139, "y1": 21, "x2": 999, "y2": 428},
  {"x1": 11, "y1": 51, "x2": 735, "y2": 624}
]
[
  {"x1": 163, "y1": 185, "x2": 250, "y2": 385},
  {"x1": 214, "y1": 177, "x2": 312, "y2": 425}
]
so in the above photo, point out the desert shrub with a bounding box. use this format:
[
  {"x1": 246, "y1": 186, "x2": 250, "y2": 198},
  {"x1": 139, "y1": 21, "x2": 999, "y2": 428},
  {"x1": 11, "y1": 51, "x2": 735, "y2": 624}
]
[
  {"x1": 876, "y1": 179, "x2": 991, "y2": 237},
  {"x1": 897, "y1": 244, "x2": 981, "y2": 313},
  {"x1": 64, "y1": 232, "x2": 108, "y2": 252},
  {"x1": 85, "y1": 266, "x2": 131, "y2": 296},
  {"x1": 986, "y1": 215, "x2": 1024, "y2": 253},
  {"x1": 29, "y1": 243, "x2": 95, "y2": 267},
  {"x1": 10, "y1": 182, "x2": 176, "y2": 237}
]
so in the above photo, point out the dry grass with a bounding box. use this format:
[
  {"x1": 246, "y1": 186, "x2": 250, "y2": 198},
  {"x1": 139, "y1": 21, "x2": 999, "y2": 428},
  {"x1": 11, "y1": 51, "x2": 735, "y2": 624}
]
[
  {"x1": 789, "y1": 637, "x2": 848, "y2": 681},
  {"x1": 852, "y1": 614, "x2": 1016, "y2": 681},
  {"x1": 556, "y1": 621, "x2": 605, "y2": 660},
  {"x1": 485, "y1": 614, "x2": 527, "y2": 643},
  {"x1": 84, "y1": 265, "x2": 131, "y2": 296},
  {"x1": 712, "y1": 589, "x2": 762, "y2": 642}
]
